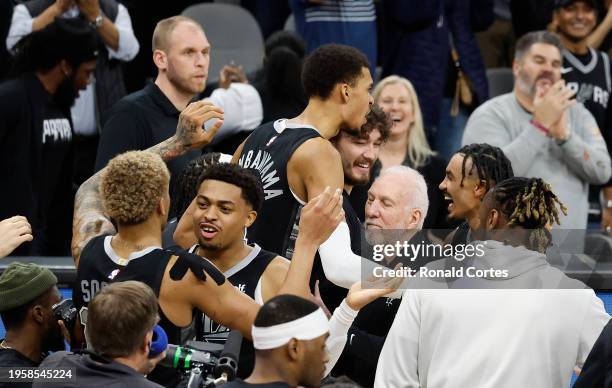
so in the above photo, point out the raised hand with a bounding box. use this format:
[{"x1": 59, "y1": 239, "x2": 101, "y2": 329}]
[
  {"x1": 218, "y1": 64, "x2": 248, "y2": 89},
  {"x1": 298, "y1": 187, "x2": 344, "y2": 246},
  {"x1": 0, "y1": 216, "x2": 33, "y2": 258},
  {"x1": 175, "y1": 100, "x2": 224, "y2": 150},
  {"x1": 533, "y1": 79, "x2": 576, "y2": 129},
  {"x1": 345, "y1": 264, "x2": 403, "y2": 311}
]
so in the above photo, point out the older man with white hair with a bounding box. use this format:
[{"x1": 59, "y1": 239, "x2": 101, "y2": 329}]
[
  {"x1": 318, "y1": 165, "x2": 430, "y2": 387},
  {"x1": 318, "y1": 164, "x2": 429, "y2": 290}
]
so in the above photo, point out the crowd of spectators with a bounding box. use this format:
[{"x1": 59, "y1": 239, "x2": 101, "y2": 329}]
[{"x1": 2, "y1": 1, "x2": 612, "y2": 388}]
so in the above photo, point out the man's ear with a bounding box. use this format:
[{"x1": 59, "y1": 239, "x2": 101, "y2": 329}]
[
  {"x1": 340, "y1": 83, "x2": 350, "y2": 103},
  {"x1": 407, "y1": 208, "x2": 422, "y2": 229},
  {"x1": 487, "y1": 209, "x2": 499, "y2": 230},
  {"x1": 158, "y1": 196, "x2": 168, "y2": 218},
  {"x1": 59, "y1": 59, "x2": 72, "y2": 77},
  {"x1": 286, "y1": 338, "x2": 300, "y2": 362},
  {"x1": 31, "y1": 305, "x2": 45, "y2": 325},
  {"x1": 245, "y1": 210, "x2": 257, "y2": 228},
  {"x1": 474, "y1": 180, "x2": 488, "y2": 201},
  {"x1": 153, "y1": 49, "x2": 168, "y2": 71},
  {"x1": 142, "y1": 330, "x2": 154, "y2": 356}
]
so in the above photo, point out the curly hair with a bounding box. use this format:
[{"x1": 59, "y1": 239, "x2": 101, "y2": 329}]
[
  {"x1": 491, "y1": 177, "x2": 568, "y2": 253},
  {"x1": 198, "y1": 163, "x2": 264, "y2": 212},
  {"x1": 100, "y1": 151, "x2": 170, "y2": 225},
  {"x1": 302, "y1": 43, "x2": 370, "y2": 99},
  {"x1": 170, "y1": 153, "x2": 222, "y2": 220}
]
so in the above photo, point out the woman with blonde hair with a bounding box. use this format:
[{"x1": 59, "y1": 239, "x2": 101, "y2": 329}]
[{"x1": 350, "y1": 75, "x2": 454, "y2": 231}]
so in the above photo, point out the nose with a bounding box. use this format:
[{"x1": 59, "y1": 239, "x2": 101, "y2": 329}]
[
  {"x1": 195, "y1": 52, "x2": 207, "y2": 67},
  {"x1": 363, "y1": 145, "x2": 376, "y2": 161},
  {"x1": 203, "y1": 206, "x2": 218, "y2": 222},
  {"x1": 365, "y1": 199, "x2": 380, "y2": 219},
  {"x1": 439, "y1": 178, "x2": 447, "y2": 192}
]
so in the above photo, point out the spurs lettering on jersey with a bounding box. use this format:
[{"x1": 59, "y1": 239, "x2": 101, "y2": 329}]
[
  {"x1": 42, "y1": 118, "x2": 72, "y2": 144},
  {"x1": 80, "y1": 279, "x2": 109, "y2": 303},
  {"x1": 567, "y1": 82, "x2": 610, "y2": 108},
  {"x1": 201, "y1": 283, "x2": 248, "y2": 343},
  {"x1": 238, "y1": 149, "x2": 283, "y2": 200}
]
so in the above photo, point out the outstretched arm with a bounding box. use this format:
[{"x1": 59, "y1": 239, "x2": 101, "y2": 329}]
[{"x1": 71, "y1": 101, "x2": 224, "y2": 265}]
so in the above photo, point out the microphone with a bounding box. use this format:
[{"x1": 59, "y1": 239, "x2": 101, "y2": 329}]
[{"x1": 214, "y1": 330, "x2": 242, "y2": 381}]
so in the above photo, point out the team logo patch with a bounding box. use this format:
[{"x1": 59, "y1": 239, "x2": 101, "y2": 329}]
[
  {"x1": 108, "y1": 269, "x2": 120, "y2": 280},
  {"x1": 266, "y1": 135, "x2": 278, "y2": 147}
]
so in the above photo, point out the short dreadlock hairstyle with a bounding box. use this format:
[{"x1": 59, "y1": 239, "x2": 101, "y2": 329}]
[
  {"x1": 457, "y1": 144, "x2": 514, "y2": 191},
  {"x1": 197, "y1": 163, "x2": 264, "y2": 212},
  {"x1": 490, "y1": 177, "x2": 568, "y2": 253},
  {"x1": 170, "y1": 153, "x2": 222, "y2": 220}
]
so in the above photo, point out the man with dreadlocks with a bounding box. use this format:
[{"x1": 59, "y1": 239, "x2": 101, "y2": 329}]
[
  {"x1": 439, "y1": 143, "x2": 514, "y2": 245},
  {"x1": 376, "y1": 176, "x2": 610, "y2": 388},
  {"x1": 462, "y1": 30, "x2": 611, "y2": 229}
]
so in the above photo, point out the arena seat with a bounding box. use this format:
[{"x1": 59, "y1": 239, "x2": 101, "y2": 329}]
[{"x1": 486, "y1": 67, "x2": 514, "y2": 98}]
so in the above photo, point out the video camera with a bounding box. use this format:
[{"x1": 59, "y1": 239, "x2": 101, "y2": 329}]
[{"x1": 160, "y1": 331, "x2": 242, "y2": 388}]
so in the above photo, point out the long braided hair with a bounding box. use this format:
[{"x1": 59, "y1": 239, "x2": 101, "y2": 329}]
[
  {"x1": 491, "y1": 177, "x2": 568, "y2": 253},
  {"x1": 457, "y1": 144, "x2": 514, "y2": 191}
]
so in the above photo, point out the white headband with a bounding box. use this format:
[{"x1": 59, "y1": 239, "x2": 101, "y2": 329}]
[{"x1": 252, "y1": 308, "x2": 329, "y2": 350}]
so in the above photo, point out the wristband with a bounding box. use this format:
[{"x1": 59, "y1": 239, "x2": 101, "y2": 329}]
[{"x1": 530, "y1": 119, "x2": 549, "y2": 135}]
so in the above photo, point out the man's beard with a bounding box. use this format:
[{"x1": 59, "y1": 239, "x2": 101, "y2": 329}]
[
  {"x1": 53, "y1": 75, "x2": 79, "y2": 111},
  {"x1": 198, "y1": 239, "x2": 224, "y2": 252},
  {"x1": 42, "y1": 321, "x2": 65, "y2": 353},
  {"x1": 517, "y1": 68, "x2": 555, "y2": 97},
  {"x1": 167, "y1": 66, "x2": 205, "y2": 97}
]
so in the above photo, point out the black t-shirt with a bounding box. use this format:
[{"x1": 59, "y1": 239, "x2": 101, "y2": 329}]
[
  {"x1": 95, "y1": 82, "x2": 200, "y2": 183},
  {"x1": 32, "y1": 351, "x2": 162, "y2": 388},
  {"x1": 239, "y1": 119, "x2": 320, "y2": 258},
  {"x1": 0, "y1": 347, "x2": 39, "y2": 388},
  {"x1": 223, "y1": 380, "x2": 293, "y2": 388},
  {"x1": 0, "y1": 74, "x2": 73, "y2": 255}
]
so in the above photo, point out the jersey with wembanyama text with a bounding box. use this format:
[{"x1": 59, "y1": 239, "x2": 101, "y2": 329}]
[{"x1": 239, "y1": 119, "x2": 320, "y2": 258}]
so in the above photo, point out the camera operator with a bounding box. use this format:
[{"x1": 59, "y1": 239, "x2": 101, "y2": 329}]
[
  {"x1": 0, "y1": 262, "x2": 65, "y2": 387},
  {"x1": 34, "y1": 281, "x2": 165, "y2": 387}
]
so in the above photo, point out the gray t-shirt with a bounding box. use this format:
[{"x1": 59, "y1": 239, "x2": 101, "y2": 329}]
[{"x1": 462, "y1": 92, "x2": 611, "y2": 229}]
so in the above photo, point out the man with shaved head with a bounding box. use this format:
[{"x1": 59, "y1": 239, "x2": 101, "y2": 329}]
[{"x1": 95, "y1": 15, "x2": 262, "y2": 181}]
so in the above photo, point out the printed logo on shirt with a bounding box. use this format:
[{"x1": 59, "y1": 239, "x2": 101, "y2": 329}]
[
  {"x1": 42, "y1": 118, "x2": 72, "y2": 144},
  {"x1": 201, "y1": 282, "x2": 248, "y2": 343},
  {"x1": 567, "y1": 82, "x2": 609, "y2": 108},
  {"x1": 239, "y1": 149, "x2": 283, "y2": 200}
]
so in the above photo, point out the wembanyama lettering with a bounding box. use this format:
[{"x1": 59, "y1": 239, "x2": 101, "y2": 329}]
[{"x1": 239, "y1": 149, "x2": 283, "y2": 200}]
